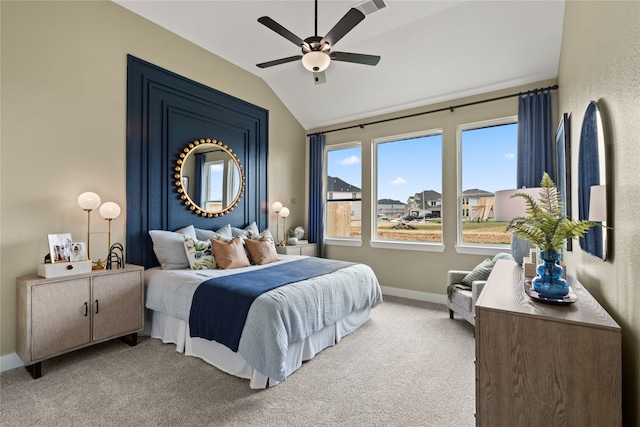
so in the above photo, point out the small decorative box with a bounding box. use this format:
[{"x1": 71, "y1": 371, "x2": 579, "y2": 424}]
[
  {"x1": 522, "y1": 256, "x2": 537, "y2": 279},
  {"x1": 37, "y1": 261, "x2": 92, "y2": 278}
]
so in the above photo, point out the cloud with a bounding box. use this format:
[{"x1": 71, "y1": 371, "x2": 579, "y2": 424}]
[
  {"x1": 504, "y1": 152, "x2": 515, "y2": 160},
  {"x1": 391, "y1": 177, "x2": 407, "y2": 185},
  {"x1": 340, "y1": 155, "x2": 360, "y2": 166}
]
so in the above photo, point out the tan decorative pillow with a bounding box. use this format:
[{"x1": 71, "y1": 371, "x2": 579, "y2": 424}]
[
  {"x1": 244, "y1": 237, "x2": 279, "y2": 265},
  {"x1": 210, "y1": 236, "x2": 251, "y2": 269}
]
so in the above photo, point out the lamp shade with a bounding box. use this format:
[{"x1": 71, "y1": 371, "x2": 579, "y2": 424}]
[
  {"x1": 99, "y1": 202, "x2": 121, "y2": 220},
  {"x1": 279, "y1": 207, "x2": 290, "y2": 218},
  {"x1": 301, "y1": 51, "x2": 331, "y2": 72},
  {"x1": 493, "y1": 187, "x2": 542, "y2": 222},
  {"x1": 588, "y1": 185, "x2": 607, "y2": 222},
  {"x1": 77, "y1": 192, "x2": 101, "y2": 211},
  {"x1": 272, "y1": 201, "x2": 283, "y2": 213}
]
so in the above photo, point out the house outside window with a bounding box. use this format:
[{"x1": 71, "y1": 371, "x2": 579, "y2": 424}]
[
  {"x1": 325, "y1": 143, "x2": 362, "y2": 240},
  {"x1": 458, "y1": 117, "x2": 517, "y2": 248},
  {"x1": 372, "y1": 130, "x2": 443, "y2": 249}
]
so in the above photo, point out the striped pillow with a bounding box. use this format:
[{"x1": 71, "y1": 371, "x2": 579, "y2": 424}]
[{"x1": 461, "y1": 258, "x2": 495, "y2": 287}]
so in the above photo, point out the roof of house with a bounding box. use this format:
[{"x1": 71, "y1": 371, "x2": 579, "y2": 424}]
[
  {"x1": 378, "y1": 199, "x2": 405, "y2": 205},
  {"x1": 327, "y1": 176, "x2": 361, "y2": 192},
  {"x1": 415, "y1": 190, "x2": 442, "y2": 201},
  {"x1": 462, "y1": 188, "x2": 495, "y2": 197}
]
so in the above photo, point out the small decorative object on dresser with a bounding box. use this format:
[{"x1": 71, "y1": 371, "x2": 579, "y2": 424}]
[
  {"x1": 286, "y1": 228, "x2": 298, "y2": 245},
  {"x1": 17, "y1": 264, "x2": 144, "y2": 379},
  {"x1": 40, "y1": 234, "x2": 92, "y2": 278},
  {"x1": 506, "y1": 172, "x2": 598, "y2": 301},
  {"x1": 47, "y1": 233, "x2": 72, "y2": 263}
]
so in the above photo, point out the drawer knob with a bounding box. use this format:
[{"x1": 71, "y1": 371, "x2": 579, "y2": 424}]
[{"x1": 67, "y1": 265, "x2": 74, "y2": 270}]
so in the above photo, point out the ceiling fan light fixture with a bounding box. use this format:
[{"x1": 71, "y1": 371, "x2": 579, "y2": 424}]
[{"x1": 302, "y1": 51, "x2": 331, "y2": 72}]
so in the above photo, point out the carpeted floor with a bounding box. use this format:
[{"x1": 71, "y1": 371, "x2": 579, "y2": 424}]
[{"x1": 0, "y1": 296, "x2": 476, "y2": 426}]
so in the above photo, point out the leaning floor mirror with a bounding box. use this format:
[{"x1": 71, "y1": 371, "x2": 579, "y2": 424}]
[{"x1": 577, "y1": 100, "x2": 607, "y2": 260}]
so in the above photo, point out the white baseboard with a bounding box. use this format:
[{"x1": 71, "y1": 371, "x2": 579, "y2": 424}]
[
  {"x1": 0, "y1": 353, "x2": 24, "y2": 373},
  {"x1": 380, "y1": 286, "x2": 447, "y2": 305}
]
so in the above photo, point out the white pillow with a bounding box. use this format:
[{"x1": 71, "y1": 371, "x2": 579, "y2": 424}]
[
  {"x1": 183, "y1": 236, "x2": 216, "y2": 269},
  {"x1": 148, "y1": 225, "x2": 196, "y2": 270},
  {"x1": 232, "y1": 222, "x2": 260, "y2": 237},
  {"x1": 175, "y1": 225, "x2": 197, "y2": 239},
  {"x1": 195, "y1": 228, "x2": 226, "y2": 241}
]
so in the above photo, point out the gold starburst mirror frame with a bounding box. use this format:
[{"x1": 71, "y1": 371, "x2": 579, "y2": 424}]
[{"x1": 174, "y1": 138, "x2": 245, "y2": 217}]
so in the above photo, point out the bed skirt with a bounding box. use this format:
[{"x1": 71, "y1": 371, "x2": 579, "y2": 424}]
[{"x1": 141, "y1": 307, "x2": 371, "y2": 389}]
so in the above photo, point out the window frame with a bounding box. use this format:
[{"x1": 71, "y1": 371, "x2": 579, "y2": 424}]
[
  {"x1": 324, "y1": 141, "x2": 363, "y2": 247},
  {"x1": 370, "y1": 129, "x2": 445, "y2": 253},
  {"x1": 455, "y1": 116, "x2": 517, "y2": 255}
]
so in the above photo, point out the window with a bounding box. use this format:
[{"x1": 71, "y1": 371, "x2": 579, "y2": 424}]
[
  {"x1": 325, "y1": 143, "x2": 362, "y2": 240},
  {"x1": 373, "y1": 130, "x2": 443, "y2": 246},
  {"x1": 202, "y1": 158, "x2": 239, "y2": 212},
  {"x1": 458, "y1": 118, "x2": 517, "y2": 247}
]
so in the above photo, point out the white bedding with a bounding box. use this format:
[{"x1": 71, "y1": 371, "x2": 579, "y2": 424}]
[{"x1": 144, "y1": 255, "x2": 383, "y2": 386}]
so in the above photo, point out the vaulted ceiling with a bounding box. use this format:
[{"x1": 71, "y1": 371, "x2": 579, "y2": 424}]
[{"x1": 114, "y1": 0, "x2": 565, "y2": 130}]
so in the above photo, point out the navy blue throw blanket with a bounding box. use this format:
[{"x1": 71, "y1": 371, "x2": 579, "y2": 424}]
[{"x1": 188, "y1": 257, "x2": 355, "y2": 352}]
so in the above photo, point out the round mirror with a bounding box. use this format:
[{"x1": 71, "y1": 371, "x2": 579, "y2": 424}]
[
  {"x1": 577, "y1": 101, "x2": 607, "y2": 260},
  {"x1": 174, "y1": 138, "x2": 244, "y2": 217}
]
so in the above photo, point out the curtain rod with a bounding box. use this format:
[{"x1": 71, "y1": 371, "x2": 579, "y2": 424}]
[{"x1": 307, "y1": 84, "x2": 558, "y2": 137}]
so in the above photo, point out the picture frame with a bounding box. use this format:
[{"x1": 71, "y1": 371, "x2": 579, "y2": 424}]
[
  {"x1": 69, "y1": 242, "x2": 88, "y2": 262},
  {"x1": 48, "y1": 233, "x2": 72, "y2": 263},
  {"x1": 554, "y1": 112, "x2": 572, "y2": 250}
]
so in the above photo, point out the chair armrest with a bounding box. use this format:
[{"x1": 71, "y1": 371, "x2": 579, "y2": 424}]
[
  {"x1": 472, "y1": 280, "x2": 488, "y2": 305},
  {"x1": 447, "y1": 270, "x2": 471, "y2": 285}
]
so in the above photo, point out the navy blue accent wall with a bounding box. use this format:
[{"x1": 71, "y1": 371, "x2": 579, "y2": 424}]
[{"x1": 126, "y1": 55, "x2": 268, "y2": 268}]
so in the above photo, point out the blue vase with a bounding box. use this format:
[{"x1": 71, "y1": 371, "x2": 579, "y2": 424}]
[{"x1": 532, "y1": 249, "x2": 568, "y2": 299}]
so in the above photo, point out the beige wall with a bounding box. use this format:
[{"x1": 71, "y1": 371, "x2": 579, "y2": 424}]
[
  {"x1": 309, "y1": 80, "x2": 558, "y2": 295},
  {"x1": 558, "y1": 1, "x2": 640, "y2": 424},
  {"x1": 0, "y1": 1, "x2": 306, "y2": 356}
]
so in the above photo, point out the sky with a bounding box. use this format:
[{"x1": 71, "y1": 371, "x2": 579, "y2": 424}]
[{"x1": 327, "y1": 123, "x2": 518, "y2": 203}]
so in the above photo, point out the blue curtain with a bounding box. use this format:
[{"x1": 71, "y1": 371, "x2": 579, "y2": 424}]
[
  {"x1": 577, "y1": 102, "x2": 603, "y2": 258},
  {"x1": 517, "y1": 90, "x2": 554, "y2": 188},
  {"x1": 194, "y1": 152, "x2": 205, "y2": 206},
  {"x1": 308, "y1": 133, "x2": 325, "y2": 257}
]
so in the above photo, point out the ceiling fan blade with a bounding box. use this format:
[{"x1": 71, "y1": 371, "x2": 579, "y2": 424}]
[
  {"x1": 320, "y1": 8, "x2": 365, "y2": 48},
  {"x1": 256, "y1": 55, "x2": 303, "y2": 69},
  {"x1": 313, "y1": 71, "x2": 326, "y2": 85},
  {"x1": 330, "y1": 52, "x2": 380, "y2": 66},
  {"x1": 258, "y1": 16, "x2": 309, "y2": 49}
]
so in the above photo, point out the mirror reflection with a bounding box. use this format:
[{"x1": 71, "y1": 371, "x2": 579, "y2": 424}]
[
  {"x1": 577, "y1": 101, "x2": 607, "y2": 260},
  {"x1": 175, "y1": 138, "x2": 244, "y2": 217}
]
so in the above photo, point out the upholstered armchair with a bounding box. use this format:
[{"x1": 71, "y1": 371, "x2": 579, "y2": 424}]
[
  {"x1": 446, "y1": 271, "x2": 488, "y2": 327},
  {"x1": 446, "y1": 252, "x2": 514, "y2": 327}
]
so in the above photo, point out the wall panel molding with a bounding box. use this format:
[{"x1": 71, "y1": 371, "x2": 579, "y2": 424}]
[{"x1": 126, "y1": 55, "x2": 268, "y2": 268}]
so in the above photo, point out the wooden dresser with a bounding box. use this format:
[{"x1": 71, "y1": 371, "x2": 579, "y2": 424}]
[{"x1": 475, "y1": 259, "x2": 621, "y2": 426}]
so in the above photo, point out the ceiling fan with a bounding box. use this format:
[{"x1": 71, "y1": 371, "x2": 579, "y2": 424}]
[{"x1": 256, "y1": 0, "x2": 386, "y2": 84}]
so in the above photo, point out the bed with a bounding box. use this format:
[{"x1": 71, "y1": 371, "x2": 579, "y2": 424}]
[{"x1": 140, "y1": 226, "x2": 383, "y2": 388}]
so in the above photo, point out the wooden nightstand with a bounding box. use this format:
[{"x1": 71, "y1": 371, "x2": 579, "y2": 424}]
[
  {"x1": 275, "y1": 241, "x2": 318, "y2": 256},
  {"x1": 16, "y1": 264, "x2": 144, "y2": 378}
]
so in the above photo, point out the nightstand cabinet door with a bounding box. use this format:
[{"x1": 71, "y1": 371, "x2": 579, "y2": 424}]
[
  {"x1": 31, "y1": 278, "x2": 91, "y2": 360},
  {"x1": 92, "y1": 270, "x2": 143, "y2": 342}
]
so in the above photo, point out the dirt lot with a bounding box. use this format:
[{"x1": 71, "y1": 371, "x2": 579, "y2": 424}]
[{"x1": 345, "y1": 220, "x2": 511, "y2": 244}]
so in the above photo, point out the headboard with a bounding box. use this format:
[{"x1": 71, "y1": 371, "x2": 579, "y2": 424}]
[{"x1": 125, "y1": 55, "x2": 268, "y2": 269}]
